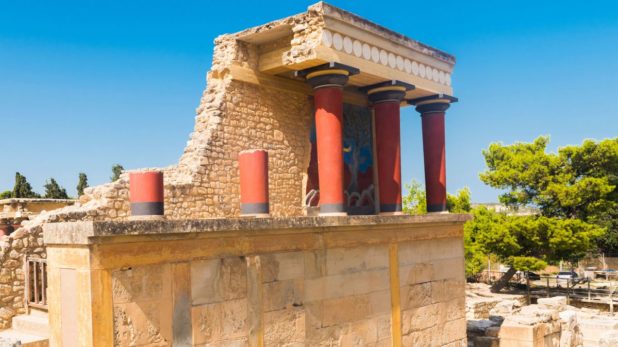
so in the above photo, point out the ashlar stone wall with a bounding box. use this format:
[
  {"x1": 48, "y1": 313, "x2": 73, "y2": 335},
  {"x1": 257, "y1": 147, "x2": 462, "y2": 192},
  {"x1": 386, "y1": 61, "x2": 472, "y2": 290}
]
[{"x1": 43, "y1": 216, "x2": 470, "y2": 346}]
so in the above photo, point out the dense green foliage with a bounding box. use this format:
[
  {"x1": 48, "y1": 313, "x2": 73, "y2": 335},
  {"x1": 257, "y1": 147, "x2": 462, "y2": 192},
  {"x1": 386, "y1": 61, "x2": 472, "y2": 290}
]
[
  {"x1": 464, "y1": 207, "x2": 603, "y2": 276},
  {"x1": 111, "y1": 164, "x2": 124, "y2": 182},
  {"x1": 0, "y1": 190, "x2": 11, "y2": 199},
  {"x1": 77, "y1": 173, "x2": 88, "y2": 196},
  {"x1": 12, "y1": 172, "x2": 40, "y2": 198},
  {"x1": 44, "y1": 178, "x2": 69, "y2": 199},
  {"x1": 402, "y1": 179, "x2": 471, "y2": 215},
  {"x1": 480, "y1": 136, "x2": 617, "y2": 252}
]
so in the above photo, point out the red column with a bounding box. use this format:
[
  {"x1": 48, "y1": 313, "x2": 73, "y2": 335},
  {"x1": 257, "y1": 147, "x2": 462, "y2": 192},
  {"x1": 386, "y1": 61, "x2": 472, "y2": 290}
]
[
  {"x1": 367, "y1": 83, "x2": 410, "y2": 214},
  {"x1": 299, "y1": 63, "x2": 358, "y2": 215},
  {"x1": 129, "y1": 171, "x2": 164, "y2": 217},
  {"x1": 416, "y1": 102, "x2": 450, "y2": 212},
  {"x1": 239, "y1": 149, "x2": 269, "y2": 217},
  {"x1": 313, "y1": 85, "x2": 346, "y2": 215}
]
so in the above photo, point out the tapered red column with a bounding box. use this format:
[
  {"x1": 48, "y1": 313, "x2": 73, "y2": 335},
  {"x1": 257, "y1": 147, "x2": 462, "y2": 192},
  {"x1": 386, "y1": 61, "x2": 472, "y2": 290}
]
[
  {"x1": 365, "y1": 81, "x2": 413, "y2": 214},
  {"x1": 314, "y1": 86, "x2": 346, "y2": 214},
  {"x1": 417, "y1": 101, "x2": 450, "y2": 213},
  {"x1": 297, "y1": 62, "x2": 359, "y2": 215}
]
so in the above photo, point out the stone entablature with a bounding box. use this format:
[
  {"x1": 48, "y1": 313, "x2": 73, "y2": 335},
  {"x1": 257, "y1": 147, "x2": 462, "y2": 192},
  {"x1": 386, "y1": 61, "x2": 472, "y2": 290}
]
[
  {"x1": 43, "y1": 214, "x2": 469, "y2": 346},
  {"x1": 239, "y1": 2, "x2": 454, "y2": 99}
]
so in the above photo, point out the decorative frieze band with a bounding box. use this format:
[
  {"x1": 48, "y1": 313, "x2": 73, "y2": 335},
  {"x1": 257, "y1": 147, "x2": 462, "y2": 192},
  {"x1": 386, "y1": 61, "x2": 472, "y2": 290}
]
[{"x1": 321, "y1": 29, "x2": 452, "y2": 87}]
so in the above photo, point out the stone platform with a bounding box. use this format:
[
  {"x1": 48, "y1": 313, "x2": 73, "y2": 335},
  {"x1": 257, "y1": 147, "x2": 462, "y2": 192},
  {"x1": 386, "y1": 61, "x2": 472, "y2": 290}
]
[{"x1": 43, "y1": 214, "x2": 469, "y2": 346}]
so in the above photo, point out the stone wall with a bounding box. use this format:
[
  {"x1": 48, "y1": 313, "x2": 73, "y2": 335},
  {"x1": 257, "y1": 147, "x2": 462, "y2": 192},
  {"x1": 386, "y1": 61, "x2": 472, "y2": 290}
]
[
  {"x1": 0, "y1": 224, "x2": 44, "y2": 329},
  {"x1": 0, "y1": 201, "x2": 107, "y2": 329},
  {"x1": 75, "y1": 9, "x2": 323, "y2": 221},
  {"x1": 399, "y1": 239, "x2": 467, "y2": 346},
  {"x1": 43, "y1": 215, "x2": 469, "y2": 346}
]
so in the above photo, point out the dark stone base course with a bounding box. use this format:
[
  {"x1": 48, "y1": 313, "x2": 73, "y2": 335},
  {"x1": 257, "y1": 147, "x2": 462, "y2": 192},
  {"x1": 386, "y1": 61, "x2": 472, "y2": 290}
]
[
  {"x1": 427, "y1": 203, "x2": 447, "y2": 213},
  {"x1": 131, "y1": 202, "x2": 164, "y2": 216},
  {"x1": 240, "y1": 202, "x2": 269, "y2": 215},
  {"x1": 320, "y1": 203, "x2": 346, "y2": 214},
  {"x1": 380, "y1": 204, "x2": 402, "y2": 213}
]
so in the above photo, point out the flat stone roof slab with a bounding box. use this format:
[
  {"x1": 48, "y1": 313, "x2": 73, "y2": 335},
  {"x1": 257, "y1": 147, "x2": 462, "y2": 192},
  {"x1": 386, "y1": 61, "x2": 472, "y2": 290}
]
[{"x1": 44, "y1": 214, "x2": 471, "y2": 245}]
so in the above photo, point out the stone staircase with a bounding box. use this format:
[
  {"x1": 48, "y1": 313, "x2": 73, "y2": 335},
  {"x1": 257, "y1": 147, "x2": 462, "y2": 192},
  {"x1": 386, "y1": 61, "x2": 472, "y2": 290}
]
[{"x1": 0, "y1": 310, "x2": 49, "y2": 347}]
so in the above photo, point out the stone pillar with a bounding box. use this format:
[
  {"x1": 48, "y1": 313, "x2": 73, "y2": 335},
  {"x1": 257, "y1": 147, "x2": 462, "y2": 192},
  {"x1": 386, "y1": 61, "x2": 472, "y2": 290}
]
[
  {"x1": 239, "y1": 149, "x2": 269, "y2": 217},
  {"x1": 129, "y1": 171, "x2": 164, "y2": 218},
  {"x1": 365, "y1": 81, "x2": 414, "y2": 214},
  {"x1": 410, "y1": 95, "x2": 457, "y2": 213},
  {"x1": 297, "y1": 62, "x2": 359, "y2": 216}
]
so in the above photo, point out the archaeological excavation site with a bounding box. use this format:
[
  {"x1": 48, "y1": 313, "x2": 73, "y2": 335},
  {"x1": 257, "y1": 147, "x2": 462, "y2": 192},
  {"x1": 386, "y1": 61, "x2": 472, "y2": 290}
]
[{"x1": 0, "y1": 2, "x2": 472, "y2": 346}]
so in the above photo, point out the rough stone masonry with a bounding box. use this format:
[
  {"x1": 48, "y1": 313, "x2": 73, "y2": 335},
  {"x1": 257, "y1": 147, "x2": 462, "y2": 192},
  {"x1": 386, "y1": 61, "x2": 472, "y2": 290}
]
[{"x1": 2, "y1": 2, "x2": 467, "y2": 346}]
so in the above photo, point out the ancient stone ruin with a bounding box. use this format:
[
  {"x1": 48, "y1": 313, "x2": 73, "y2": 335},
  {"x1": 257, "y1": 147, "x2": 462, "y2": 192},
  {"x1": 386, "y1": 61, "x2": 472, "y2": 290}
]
[{"x1": 0, "y1": 2, "x2": 469, "y2": 346}]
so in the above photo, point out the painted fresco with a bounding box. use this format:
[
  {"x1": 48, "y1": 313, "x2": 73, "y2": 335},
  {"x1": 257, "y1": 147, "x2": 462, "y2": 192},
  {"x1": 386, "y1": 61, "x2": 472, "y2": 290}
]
[{"x1": 305, "y1": 104, "x2": 375, "y2": 214}]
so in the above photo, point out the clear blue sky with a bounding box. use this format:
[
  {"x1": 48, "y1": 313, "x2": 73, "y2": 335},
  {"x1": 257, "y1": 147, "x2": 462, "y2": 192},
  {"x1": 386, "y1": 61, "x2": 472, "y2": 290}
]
[{"x1": 1, "y1": 1, "x2": 617, "y2": 202}]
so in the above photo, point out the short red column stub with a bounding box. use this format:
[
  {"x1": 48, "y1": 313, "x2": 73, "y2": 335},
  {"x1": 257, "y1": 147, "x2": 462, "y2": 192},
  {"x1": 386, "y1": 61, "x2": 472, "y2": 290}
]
[
  {"x1": 129, "y1": 171, "x2": 164, "y2": 216},
  {"x1": 239, "y1": 149, "x2": 269, "y2": 216}
]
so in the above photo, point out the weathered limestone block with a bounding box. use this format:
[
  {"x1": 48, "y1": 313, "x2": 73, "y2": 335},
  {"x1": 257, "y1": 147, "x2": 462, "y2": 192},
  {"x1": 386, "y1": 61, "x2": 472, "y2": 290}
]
[
  {"x1": 263, "y1": 308, "x2": 305, "y2": 346},
  {"x1": 537, "y1": 296, "x2": 567, "y2": 312},
  {"x1": 304, "y1": 268, "x2": 390, "y2": 302},
  {"x1": 401, "y1": 282, "x2": 431, "y2": 309},
  {"x1": 112, "y1": 264, "x2": 171, "y2": 304},
  {"x1": 262, "y1": 251, "x2": 305, "y2": 283},
  {"x1": 442, "y1": 318, "x2": 467, "y2": 346},
  {"x1": 113, "y1": 301, "x2": 172, "y2": 346},
  {"x1": 262, "y1": 279, "x2": 304, "y2": 312},
  {"x1": 399, "y1": 262, "x2": 434, "y2": 285},
  {"x1": 600, "y1": 331, "x2": 618, "y2": 347},
  {"x1": 558, "y1": 310, "x2": 583, "y2": 347},
  {"x1": 499, "y1": 320, "x2": 562, "y2": 347},
  {"x1": 324, "y1": 245, "x2": 388, "y2": 276},
  {"x1": 402, "y1": 303, "x2": 440, "y2": 334},
  {"x1": 191, "y1": 257, "x2": 248, "y2": 306},
  {"x1": 338, "y1": 315, "x2": 391, "y2": 347},
  {"x1": 191, "y1": 298, "x2": 249, "y2": 345},
  {"x1": 320, "y1": 290, "x2": 390, "y2": 327}
]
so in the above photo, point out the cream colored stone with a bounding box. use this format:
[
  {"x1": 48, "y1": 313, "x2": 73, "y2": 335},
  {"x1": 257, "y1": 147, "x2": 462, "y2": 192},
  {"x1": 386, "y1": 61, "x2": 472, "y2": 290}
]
[
  {"x1": 262, "y1": 279, "x2": 304, "y2": 312},
  {"x1": 399, "y1": 262, "x2": 434, "y2": 286},
  {"x1": 304, "y1": 270, "x2": 390, "y2": 302},
  {"x1": 191, "y1": 257, "x2": 247, "y2": 305},
  {"x1": 191, "y1": 298, "x2": 249, "y2": 345},
  {"x1": 401, "y1": 282, "x2": 432, "y2": 310},
  {"x1": 432, "y1": 257, "x2": 466, "y2": 281},
  {"x1": 321, "y1": 290, "x2": 391, "y2": 327},
  {"x1": 325, "y1": 245, "x2": 389, "y2": 276},
  {"x1": 113, "y1": 301, "x2": 172, "y2": 346},
  {"x1": 112, "y1": 263, "x2": 171, "y2": 304},
  {"x1": 402, "y1": 303, "x2": 439, "y2": 335},
  {"x1": 263, "y1": 308, "x2": 305, "y2": 346}
]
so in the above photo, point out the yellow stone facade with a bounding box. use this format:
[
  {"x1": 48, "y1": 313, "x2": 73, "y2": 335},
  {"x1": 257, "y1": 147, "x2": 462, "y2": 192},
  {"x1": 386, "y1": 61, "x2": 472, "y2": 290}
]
[{"x1": 44, "y1": 215, "x2": 469, "y2": 346}]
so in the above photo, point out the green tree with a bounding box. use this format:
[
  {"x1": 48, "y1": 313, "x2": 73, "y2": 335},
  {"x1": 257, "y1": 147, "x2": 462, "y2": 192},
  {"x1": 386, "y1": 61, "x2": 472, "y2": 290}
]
[
  {"x1": 12, "y1": 172, "x2": 40, "y2": 198},
  {"x1": 111, "y1": 164, "x2": 124, "y2": 182},
  {"x1": 0, "y1": 190, "x2": 11, "y2": 199},
  {"x1": 44, "y1": 178, "x2": 69, "y2": 199},
  {"x1": 76, "y1": 173, "x2": 89, "y2": 196},
  {"x1": 402, "y1": 179, "x2": 471, "y2": 215},
  {"x1": 481, "y1": 136, "x2": 617, "y2": 252},
  {"x1": 402, "y1": 180, "x2": 426, "y2": 214},
  {"x1": 465, "y1": 207, "x2": 603, "y2": 291}
]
